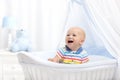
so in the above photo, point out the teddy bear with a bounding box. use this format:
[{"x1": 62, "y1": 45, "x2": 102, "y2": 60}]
[{"x1": 10, "y1": 29, "x2": 32, "y2": 52}]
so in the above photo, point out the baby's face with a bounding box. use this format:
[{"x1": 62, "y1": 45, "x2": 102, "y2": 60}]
[{"x1": 65, "y1": 27, "x2": 85, "y2": 51}]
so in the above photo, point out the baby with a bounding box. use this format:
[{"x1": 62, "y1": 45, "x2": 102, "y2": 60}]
[{"x1": 48, "y1": 26, "x2": 89, "y2": 64}]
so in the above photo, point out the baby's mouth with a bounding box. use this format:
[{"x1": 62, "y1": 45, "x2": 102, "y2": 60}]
[{"x1": 68, "y1": 40, "x2": 73, "y2": 43}]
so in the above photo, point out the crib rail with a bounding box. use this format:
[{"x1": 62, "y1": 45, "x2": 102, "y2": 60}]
[
  {"x1": 17, "y1": 52, "x2": 117, "y2": 80},
  {"x1": 21, "y1": 63, "x2": 116, "y2": 80}
]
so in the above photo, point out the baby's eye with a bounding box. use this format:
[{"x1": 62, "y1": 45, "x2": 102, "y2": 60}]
[
  {"x1": 73, "y1": 34, "x2": 76, "y2": 36},
  {"x1": 67, "y1": 34, "x2": 70, "y2": 36}
]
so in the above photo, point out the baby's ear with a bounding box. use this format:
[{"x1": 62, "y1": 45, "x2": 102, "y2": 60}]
[{"x1": 79, "y1": 40, "x2": 85, "y2": 45}]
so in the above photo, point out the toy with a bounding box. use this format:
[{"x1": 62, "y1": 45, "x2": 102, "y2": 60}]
[{"x1": 10, "y1": 29, "x2": 32, "y2": 52}]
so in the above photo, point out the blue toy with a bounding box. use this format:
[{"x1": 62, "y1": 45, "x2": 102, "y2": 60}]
[{"x1": 10, "y1": 29, "x2": 32, "y2": 52}]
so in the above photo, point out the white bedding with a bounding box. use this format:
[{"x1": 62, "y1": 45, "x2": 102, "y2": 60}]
[{"x1": 18, "y1": 51, "x2": 117, "y2": 68}]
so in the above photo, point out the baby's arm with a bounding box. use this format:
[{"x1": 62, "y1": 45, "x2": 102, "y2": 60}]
[{"x1": 48, "y1": 55, "x2": 60, "y2": 63}]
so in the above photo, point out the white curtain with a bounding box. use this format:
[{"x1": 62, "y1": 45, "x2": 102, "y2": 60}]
[
  {"x1": 0, "y1": 0, "x2": 69, "y2": 51},
  {"x1": 69, "y1": 0, "x2": 120, "y2": 80},
  {"x1": 84, "y1": 0, "x2": 120, "y2": 57},
  {"x1": 61, "y1": 0, "x2": 120, "y2": 57}
]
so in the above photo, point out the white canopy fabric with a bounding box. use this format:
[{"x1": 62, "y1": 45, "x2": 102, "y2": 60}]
[
  {"x1": 59, "y1": 0, "x2": 120, "y2": 79},
  {"x1": 59, "y1": 0, "x2": 120, "y2": 59}
]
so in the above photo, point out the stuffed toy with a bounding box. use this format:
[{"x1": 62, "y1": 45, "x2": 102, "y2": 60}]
[{"x1": 10, "y1": 29, "x2": 32, "y2": 52}]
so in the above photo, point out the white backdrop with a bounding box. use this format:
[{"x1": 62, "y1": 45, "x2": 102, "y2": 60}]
[
  {"x1": 0, "y1": 0, "x2": 120, "y2": 55},
  {"x1": 0, "y1": 0, "x2": 69, "y2": 51}
]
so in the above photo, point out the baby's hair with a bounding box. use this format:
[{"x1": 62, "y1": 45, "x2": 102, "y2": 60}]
[{"x1": 68, "y1": 26, "x2": 86, "y2": 39}]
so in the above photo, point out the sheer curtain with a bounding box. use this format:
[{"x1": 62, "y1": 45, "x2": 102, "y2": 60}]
[
  {"x1": 84, "y1": 0, "x2": 120, "y2": 57},
  {"x1": 63, "y1": 0, "x2": 120, "y2": 58},
  {"x1": 70, "y1": 0, "x2": 120, "y2": 80},
  {"x1": 0, "y1": 0, "x2": 69, "y2": 51}
]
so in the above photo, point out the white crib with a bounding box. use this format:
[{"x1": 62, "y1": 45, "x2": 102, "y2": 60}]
[{"x1": 17, "y1": 51, "x2": 117, "y2": 80}]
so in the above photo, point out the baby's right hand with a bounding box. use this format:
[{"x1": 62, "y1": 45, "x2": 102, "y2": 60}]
[
  {"x1": 48, "y1": 58, "x2": 59, "y2": 63},
  {"x1": 48, "y1": 55, "x2": 60, "y2": 63},
  {"x1": 48, "y1": 58, "x2": 54, "y2": 62}
]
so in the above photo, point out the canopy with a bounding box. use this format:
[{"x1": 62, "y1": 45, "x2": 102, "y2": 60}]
[
  {"x1": 60, "y1": 0, "x2": 120, "y2": 59},
  {"x1": 58, "y1": 0, "x2": 120, "y2": 80}
]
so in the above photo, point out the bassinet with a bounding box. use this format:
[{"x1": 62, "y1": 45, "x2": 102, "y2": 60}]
[{"x1": 17, "y1": 51, "x2": 117, "y2": 80}]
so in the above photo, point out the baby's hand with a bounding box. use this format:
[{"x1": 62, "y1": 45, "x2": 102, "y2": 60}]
[
  {"x1": 48, "y1": 55, "x2": 60, "y2": 63},
  {"x1": 48, "y1": 58, "x2": 59, "y2": 63},
  {"x1": 48, "y1": 58, "x2": 54, "y2": 62}
]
